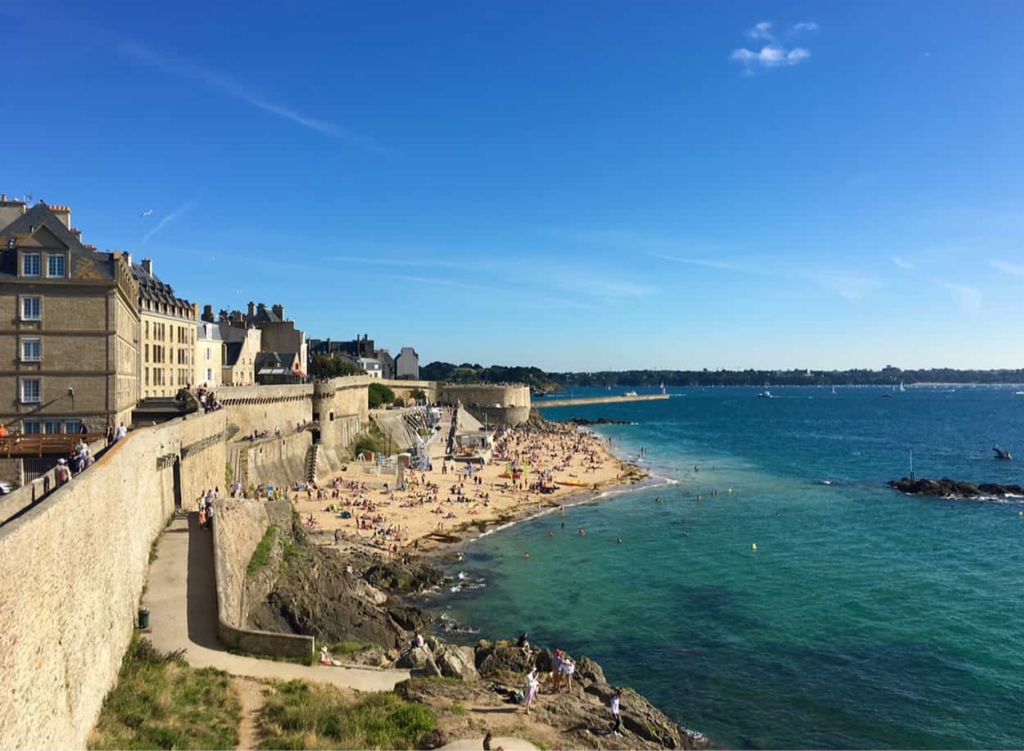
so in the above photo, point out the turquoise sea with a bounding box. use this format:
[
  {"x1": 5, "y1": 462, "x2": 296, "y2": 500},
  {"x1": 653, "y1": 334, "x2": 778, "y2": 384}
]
[{"x1": 423, "y1": 386, "x2": 1024, "y2": 749}]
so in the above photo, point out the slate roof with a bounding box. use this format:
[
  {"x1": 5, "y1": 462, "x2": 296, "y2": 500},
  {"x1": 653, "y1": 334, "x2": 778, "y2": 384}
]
[
  {"x1": 224, "y1": 341, "x2": 244, "y2": 367},
  {"x1": 131, "y1": 262, "x2": 192, "y2": 310},
  {"x1": 0, "y1": 203, "x2": 115, "y2": 280}
]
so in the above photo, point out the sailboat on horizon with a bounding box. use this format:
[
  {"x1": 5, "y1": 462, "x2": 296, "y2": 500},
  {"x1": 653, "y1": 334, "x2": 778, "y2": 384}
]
[{"x1": 900, "y1": 381, "x2": 906, "y2": 392}]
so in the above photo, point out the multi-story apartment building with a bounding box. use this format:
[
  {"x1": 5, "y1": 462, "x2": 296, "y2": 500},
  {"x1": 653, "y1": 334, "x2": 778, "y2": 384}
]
[
  {"x1": 132, "y1": 259, "x2": 197, "y2": 398},
  {"x1": 0, "y1": 198, "x2": 139, "y2": 433},
  {"x1": 196, "y1": 316, "x2": 224, "y2": 388},
  {"x1": 221, "y1": 324, "x2": 261, "y2": 386},
  {"x1": 395, "y1": 346, "x2": 420, "y2": 380}
]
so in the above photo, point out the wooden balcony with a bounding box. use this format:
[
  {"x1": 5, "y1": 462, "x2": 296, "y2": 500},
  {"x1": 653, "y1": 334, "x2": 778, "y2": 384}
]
[{"x1": 0, "y1": 433, "x2": 106, "y2": 458}]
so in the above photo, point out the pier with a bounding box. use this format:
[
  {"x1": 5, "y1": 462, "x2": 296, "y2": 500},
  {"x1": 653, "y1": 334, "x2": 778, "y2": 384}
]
[{"x1": 536, "y1": 394, "x2": 670, "y2": 409}]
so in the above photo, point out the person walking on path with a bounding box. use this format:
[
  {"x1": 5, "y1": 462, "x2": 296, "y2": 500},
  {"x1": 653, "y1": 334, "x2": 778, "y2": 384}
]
[{"x1": 610, "y1": 688, "x2": 623, "y2": 736}]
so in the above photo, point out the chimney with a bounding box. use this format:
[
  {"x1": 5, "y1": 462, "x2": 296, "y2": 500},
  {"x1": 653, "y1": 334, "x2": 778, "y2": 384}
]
[
  {"x1": 247, "y1": 301, "x2": 255, "y2": 318},
  {"x1": 257, "y1": 302, "x2": 267, "y2": 316},
  {"x1": 202, "y1": 304, "x2": 214, "y2": 323},
  {"x1": 141, "y1": 258, "x2": 153, "y2": 277},
  {"x1": 70, "y1": 227, "x2": 82, "y2": 241},
  {"x1": 49, "y1": 205, "x2": 71, "y2": 229},
  {"x1": 121, "y1": 251, "x2": 132, "y2": 267},
  {"x1": 272, "y1": 304, "x2": 284, "y2": 320}
]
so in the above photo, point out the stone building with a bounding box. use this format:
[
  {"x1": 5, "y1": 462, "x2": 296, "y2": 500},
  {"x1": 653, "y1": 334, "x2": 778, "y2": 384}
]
[
  {"x1": 132, "y1": 259, "x2": 197, "y2": 398},
  {"x1": 395, "y1": 346, "x2": 420, "y2": 380},
  {"x1": 195, "y1": 319, "x2": 223, "y2": 388},
  {"x1": 220, "y1": 324, "x2": 261, "y2": 386},
  {"x1": 221, "y1": 302, "x2": 307, "y2": 379},
  {"x1": 0, "y1": 198, "x2": 139, "y2": 433}
]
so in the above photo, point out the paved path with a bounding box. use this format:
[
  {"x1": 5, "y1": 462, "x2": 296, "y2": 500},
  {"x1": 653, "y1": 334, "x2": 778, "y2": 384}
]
[{"x1": 144, "y1": 514, "x2": 410, "y2": 691}]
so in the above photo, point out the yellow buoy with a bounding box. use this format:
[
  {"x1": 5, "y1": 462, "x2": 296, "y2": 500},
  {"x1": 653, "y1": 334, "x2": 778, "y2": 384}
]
[{"x1": 751, "y1": 543, "x2": 757, "y2": 551}]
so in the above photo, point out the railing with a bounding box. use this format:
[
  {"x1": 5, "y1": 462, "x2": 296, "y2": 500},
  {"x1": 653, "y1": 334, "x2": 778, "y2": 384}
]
[{"x1": 0, "y1": 433, "x2": 107, "y2": 458}]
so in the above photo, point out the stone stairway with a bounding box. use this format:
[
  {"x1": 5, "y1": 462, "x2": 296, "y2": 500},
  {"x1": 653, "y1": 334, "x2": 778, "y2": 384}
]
[
  {"x1": 237, "y1": 449, "x2": 249, "y2": 490},
  {"x1": 304, "y1": 444, "x2": 319, "y2": 484}
]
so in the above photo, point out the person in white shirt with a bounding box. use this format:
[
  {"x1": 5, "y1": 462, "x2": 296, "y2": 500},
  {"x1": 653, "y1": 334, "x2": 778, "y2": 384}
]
[{"x1": 610, "y1": 688, "x2": 623, "y2": 736}]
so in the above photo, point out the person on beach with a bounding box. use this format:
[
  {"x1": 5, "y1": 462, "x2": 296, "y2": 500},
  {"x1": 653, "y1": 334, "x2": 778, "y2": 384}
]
[
  {"x1": 518, "y1": 632, "x2": 531, "y2": 654},
  {"x1": 523, "y1": 668, "x2": 540, "y2": 714},
  {"x1": 551, "y1": 650, "x2": 564, "y2": 692},
  {"x1": 610, "y1": 688, "x2": 623, "y2": 736}
]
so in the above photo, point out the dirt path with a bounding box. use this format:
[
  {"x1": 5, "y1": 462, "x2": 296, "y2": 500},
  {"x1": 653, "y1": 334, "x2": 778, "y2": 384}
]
[{"x1": 232, "y1": 677, "x2": 267, "y2": 750}]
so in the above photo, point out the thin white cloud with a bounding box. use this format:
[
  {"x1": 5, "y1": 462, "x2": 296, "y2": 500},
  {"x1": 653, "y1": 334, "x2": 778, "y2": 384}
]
[
  {"x1": 144, "y1": 200, "x2": 194, "y2": 243},
  {"x1": 991, "y1": 260, "x2": 1024, "y2": 278},
  {"x1": 732, "y1": 21, "x2": 815, "y2": 72},
  {"x1": 119, "y1": 40, "x2": 386, "y2": 152},
  {"x1": 892, "y1": 255, "x2": 914, "y2": 270},
  {"x1": 731, "y1": 45, "x2": 811, "y2": 69},
  {"x1": 942, "y1": 282, "x2": 982, "y2": 314},
  {"x1": 791, "y1": 21, "x2": 819, "y2": 34},
  {"x1": 746, "y1": 21, "x2": 774, "y2": 41}
]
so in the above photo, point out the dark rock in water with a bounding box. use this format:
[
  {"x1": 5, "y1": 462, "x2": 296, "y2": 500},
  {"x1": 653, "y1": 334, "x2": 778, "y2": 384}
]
[
  {"x1": 363, "y1": 559, "x2": 446, "y2": 594},
  {"x1": 565, "y1": 417, "x2": 631, "y2": 426},
  {"x1": 889, "y1": 477, "x2": 1024, "y2": 499}
]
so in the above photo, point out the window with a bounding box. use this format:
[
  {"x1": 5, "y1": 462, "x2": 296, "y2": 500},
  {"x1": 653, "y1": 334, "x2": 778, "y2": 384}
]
[
  {"x1": 206, "y1": 347, "x2": 212, "y2": 361},
  {"x1": 21, "y1": 297, "x2": 41, "y2": 320},
  {"x1": 46, "y1": 254, "x2": 66, "y2": 277},
  {"x1": 44, "y1": 420, "x2": 62, "y2": 434},
  {"x1": 22, "y1": 420, "x2": 40, "y2": 435},
  {"x1": 21, "y1": 338, "x2": 41, "y2": 362},
  {"x1": 145, "y1": 321, "x2": 149, "y2": 338},
  {"x1": 22, "y1": 252, "x2": 40, "y2": 277},
  {"x1": 145, "y1": 367, "x2": 149, "y2": 386},
  {"x1": 64, "y1": 420, "x2": 82, "y2": 434},
  {"x1": 21, "y1": 379, "x2": 41, "y2": 403}
]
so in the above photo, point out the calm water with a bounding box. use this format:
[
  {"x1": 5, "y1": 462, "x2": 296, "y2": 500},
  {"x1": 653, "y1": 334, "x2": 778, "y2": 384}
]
[{"x1": 423, "y1": 386, "x2": 1024, "y2": 749}]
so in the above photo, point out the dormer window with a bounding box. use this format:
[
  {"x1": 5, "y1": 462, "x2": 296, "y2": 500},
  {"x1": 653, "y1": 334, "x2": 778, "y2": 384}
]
[
  {"x1": 47, "y1": 254, "x2": 66, "y2": 278},
  {"x1": 22, "y1": 252, "x2": 40, "y2": 277}
]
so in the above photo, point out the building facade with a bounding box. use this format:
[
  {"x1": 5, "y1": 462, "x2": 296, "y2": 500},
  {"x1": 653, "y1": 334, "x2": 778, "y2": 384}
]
[
  {"x1": 221, "y1": 324, "x2": 261, "y2": 386},
  {"x1": 0, "y1": 199, "x2": 139, "y2": 433},
  {"x1": 132, "y1": 259, "x2": 197, "y2": 398},
  {"x1": 395, "y1": 346, "x2": 420, "y2": 380},
  {"x1": 196, "y1": 319, "x2": 224, "y2": 388}
]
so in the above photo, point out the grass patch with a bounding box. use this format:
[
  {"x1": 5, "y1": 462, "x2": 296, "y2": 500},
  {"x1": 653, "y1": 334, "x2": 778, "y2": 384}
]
[
  {"x1": 528, "y1": 740, "x2": 550, "y2": 751},
  {"x1": 323, "y1": 641, "x2": 374, "y2": 658},
  {"x1": 227, "y1": 648, "x2": 315, "y2": 667},
  {"x1": 259, "y1": 680, "x2": 436, "y2": 750},
  {"x1": 88, "y1": 637, "x2": 239, "y2": 750},
  {"x1": 279, "y1": 539, "x2": 300, "y2": 574},
  {"x1": 148, "y1": 537, "x2": 160, "y2": 564},
  {"x1": 247, "y1": 524, "x2": 278, "y2": 575},
  {"x1": 450, "y1": 703, "x2": 467, "y2": 716}
]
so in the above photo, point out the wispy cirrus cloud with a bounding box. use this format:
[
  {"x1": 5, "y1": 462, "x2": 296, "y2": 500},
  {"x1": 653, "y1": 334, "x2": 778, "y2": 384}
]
[
  {"x1": 119, "y1": 40, "x2": 387, "y2": 153},
  {"x1": 991, "y1": 259, "x2": 1024, "y2": 278},
  {"x1": 144, "y1": 200, "x2": 195, "y2": 243},
  {"x1": 942, "y1": 282, "x2": 982, "y2": 314},
  {"x1": 892, "y1": 255, "x2": 914, "y2": 270},
  {"x1": 731, "y1": 21, "x2": 815, "y2": 73}
]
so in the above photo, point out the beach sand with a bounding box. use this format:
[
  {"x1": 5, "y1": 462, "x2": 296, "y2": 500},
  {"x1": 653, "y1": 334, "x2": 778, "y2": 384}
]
[{"x1": 289, "y1": 409, "x2": 645, "y2": 556}]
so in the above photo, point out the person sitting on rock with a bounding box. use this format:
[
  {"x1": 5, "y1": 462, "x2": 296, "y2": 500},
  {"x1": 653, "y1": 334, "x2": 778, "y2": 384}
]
[
  {"x1": 517, "y1": 632, "x2": 531, "y2": 655},
  {"x1": 412, "y1": 631, "x2": 425, "y2": 649}
]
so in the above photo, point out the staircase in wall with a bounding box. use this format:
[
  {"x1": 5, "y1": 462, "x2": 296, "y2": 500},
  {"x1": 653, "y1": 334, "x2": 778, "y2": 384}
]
[
  {"x1": 305, "y1": 444, "x2": 319, "y2": 484},
  {"x1": 237, "y1": 449, "x2": 249, "y2": 490}
]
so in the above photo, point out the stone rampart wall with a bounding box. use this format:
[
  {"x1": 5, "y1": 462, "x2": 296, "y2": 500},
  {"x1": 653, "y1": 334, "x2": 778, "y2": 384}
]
[
  {"x1": 380, "y1": 379, "x2": 440, "y2": 404},
  {"x1": 210, "y1": 499, "x2": 313, "y2": 658},
  {"x1": 440, "y1": 384, "x2": 531, "y2": 410},
  {"x1": 218, "y1": 384, "x2": 314, "y2": 439},
  {"x1": 461, "y1": 404, "x2": 531, "y2": 427},
  {"x1": 244, "y1": 431, "x2": 312, "y2": 489},
  {"x1": 0, "y1": 411, "x2": 225, "y2": 750},
  {"x1": 0, "y1": 438, "x2": 107, "y2": 526}
]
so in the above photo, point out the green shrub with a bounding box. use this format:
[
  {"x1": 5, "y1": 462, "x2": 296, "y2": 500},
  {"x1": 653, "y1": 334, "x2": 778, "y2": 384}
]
[
  {"x1": 259, "y1": 681, "x2": 436, "y2": 750},
  {"x1": 247, "y1": 525, "x2": 278, "y2": 575},
  {"x1": 368, "y1": 382, "x2": 396, "y2": 409},
  {"x1": 88, "y1": 637, "x2": 239, "y2": 750}
]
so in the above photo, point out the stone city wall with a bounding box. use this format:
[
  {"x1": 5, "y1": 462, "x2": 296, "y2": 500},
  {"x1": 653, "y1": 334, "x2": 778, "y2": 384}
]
[
  {"x1": 0, "y1": 411, "x2": 225, "y2": 750},
  {"x1": 379, "y1": 379, "x2": 440, "y2": 405},
  {"x1": 441, "y1": 384, "x2": 532, "y2": 425},
  {"x1": 244, "y1": 431, "x2": 312, "y2": 489},
  {"x1": 217, "y1": 383, "x2": 314, "y2": 439},
  {"x1": 0, "y1": 438, "x2": 107, "y2": 526},
  {"x1": 210, "y1": 499, "x2": 313, "y2": 658}
]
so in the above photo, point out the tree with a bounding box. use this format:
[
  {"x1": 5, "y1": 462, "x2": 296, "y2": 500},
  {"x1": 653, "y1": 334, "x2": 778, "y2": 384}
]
[
  {"x1": 368, "y1": 382, "x2": 396, "y2": 409},
  {"x1": 410, "y1": 388, "x2": 427, "y2": 403},
  {"x1": 309, "y1": 354, "x2": 359, "y2": 379}
]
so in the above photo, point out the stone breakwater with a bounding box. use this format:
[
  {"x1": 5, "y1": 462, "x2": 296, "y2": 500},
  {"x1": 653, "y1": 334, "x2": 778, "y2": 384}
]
[{"x1": 889, "y1": 476, "x2": 1024, "y2": 499}]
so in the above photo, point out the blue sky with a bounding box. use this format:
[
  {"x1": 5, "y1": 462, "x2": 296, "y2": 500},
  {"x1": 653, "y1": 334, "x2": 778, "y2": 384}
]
[{"x1": 4, "y1": 1, "x2": 1023, "y2": 371}]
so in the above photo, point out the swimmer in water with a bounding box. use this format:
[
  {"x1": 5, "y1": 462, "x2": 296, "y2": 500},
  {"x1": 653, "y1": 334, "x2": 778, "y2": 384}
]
[
  {"x1": 694, "y1": 465, "x2": 699, "y2": 472},
  {"x1": 578, "y1": 528, "x2": 585, "y2": 536},
  {"x1": 616, "y1": 537, "x2": 622, "y2": 544},
  {"x1": 524, "y1": 551, "x2": 530, "y2": 559},
  {"x1": 548, "y1": 530, "x2": 554, "y2": 537},
  {"x1": 655, "y1": 496, "x2": 662, "y2": 504},
  {"x1": 683, "y1": 530, "x2": 689, "y2": 537}
]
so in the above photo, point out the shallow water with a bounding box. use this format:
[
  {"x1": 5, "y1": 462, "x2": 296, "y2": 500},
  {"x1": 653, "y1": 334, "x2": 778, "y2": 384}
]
[{"x1": 421, "y1": 386, "x2": 1024, "y2": 749}]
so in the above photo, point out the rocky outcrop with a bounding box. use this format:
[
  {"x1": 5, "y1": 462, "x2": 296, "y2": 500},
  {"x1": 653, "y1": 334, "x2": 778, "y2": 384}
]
[
  {"x1": 474, "y1": 639, "x2": 534, "y2": 676},
  {"x1": 565, "y1": 418, "x2": 631, "y2": 426},
  {"x1": 889, "y1": 477, "x2": 1024, "y2": 499}
]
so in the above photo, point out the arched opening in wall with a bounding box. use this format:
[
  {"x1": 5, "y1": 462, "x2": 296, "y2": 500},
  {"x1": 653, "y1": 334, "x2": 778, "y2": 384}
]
[{"x1": 312, "y1": 429, "x2": 321, "y2": 445}]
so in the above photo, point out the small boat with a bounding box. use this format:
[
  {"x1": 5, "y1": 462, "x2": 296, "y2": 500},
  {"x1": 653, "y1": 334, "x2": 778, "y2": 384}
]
[
  {"x1": 899, "y1": 382, "x2": 906, "y2": 392},
  {"x1": 623, "y1": 390, "x2": 638, "y2": 397},
  {"x1": 757, "y1": 391, "x2": 772, "y2": 399},
  {"x1": 831, "y1": 385, "x2": 836, "y2": 395},
  {"x1": 660, "y1": 381, "x2": 666, "y2": 395},
  {"x1": 994, "y1": 446, "x2": 1013, "y2": 460}
]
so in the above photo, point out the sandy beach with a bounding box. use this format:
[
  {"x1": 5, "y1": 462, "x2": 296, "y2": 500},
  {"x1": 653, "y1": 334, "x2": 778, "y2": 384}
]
[{"x1": 288, "y1": 410, "x2": 646, "y2": 555}]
